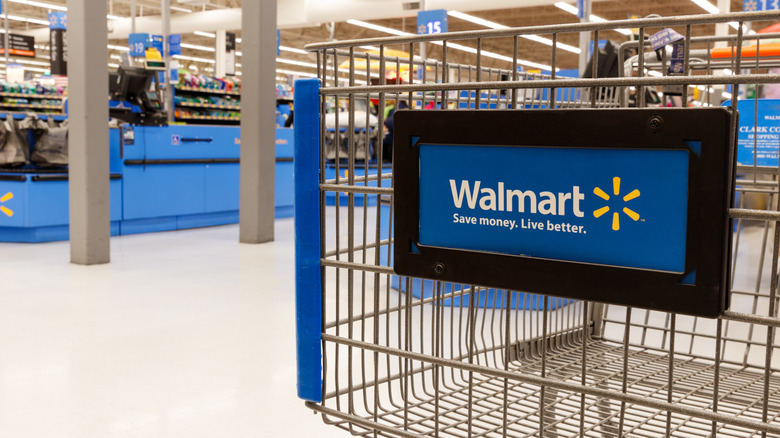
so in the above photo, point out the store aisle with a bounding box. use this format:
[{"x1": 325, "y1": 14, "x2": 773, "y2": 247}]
[{"x1": 0, "y1": 220, "x2": 344, "y2": 438}]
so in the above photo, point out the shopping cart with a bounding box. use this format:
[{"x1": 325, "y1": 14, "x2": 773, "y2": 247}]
[{"x1": 295, "y1": 10, "x2": 780, "y2": 437}]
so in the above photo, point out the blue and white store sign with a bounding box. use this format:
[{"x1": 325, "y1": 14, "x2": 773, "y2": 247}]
[
  {"x1": 393, "y1": 109, "x2": 734, "y2": 317},
  {"x1": 417, "y1": 9, "x2": 448, "y2": 35},
  {"x1": 732, "y1": 99, "x2": 780, "y2": 167}
]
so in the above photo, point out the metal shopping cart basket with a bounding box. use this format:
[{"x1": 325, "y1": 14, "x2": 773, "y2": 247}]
[{"x1": 294, "y1": 10, "x2": 780, "y2": 437}]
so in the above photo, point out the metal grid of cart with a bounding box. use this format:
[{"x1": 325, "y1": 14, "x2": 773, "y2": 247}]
[{"x1": 294, "y1": 10, "x2": 780, "y2": 438}]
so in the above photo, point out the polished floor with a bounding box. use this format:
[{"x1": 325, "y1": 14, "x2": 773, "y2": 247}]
[
  {"x1": 0, "y1": 219, "x2": 346, "y2": 438},
  {"x1": 0, "y1": 217, "x2": 775, "y2": 437}
]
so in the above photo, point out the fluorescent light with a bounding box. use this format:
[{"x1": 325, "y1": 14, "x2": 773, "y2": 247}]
[
  {"x1": 171, "y1": 6, "x2": 192, "y2": 13},
  {"x1": 448, "y1": 10, "x2": 581, "y2": 54},
  {"x1": 181, "y1": 42, "x2": 215, "y2": 52},
  {"x1": 107, "y1": 44, "x2": 130, "y2": 52},
  {"x1": 691, "y1": 0, "x2": 720, "y2": 14},
  {"x1": 278, "y1": 57, "x2": 380, "y2": 78},
  {"x1": 360, "y1": 45, "x2": 380, "y2": 51},
  {"x1": 108, "y1": 63, "x2": 120, "y2": 68},
  {"x1": 553, "y1": 2, "x2": 632, "y2": 36},
  {"x1": 346, "y1": 19, "x2": 552, "y2": 70},
  {"x1": 236, "y1": 38, "x2": 242, "y2": 43},
  {"x1": 279, "y1": 45, "x2": 308, "y2": 55},
  {"x1": 276, "y1": 68, "x2": 368, "y2": 85},
  {"x1": 173, "y1": 54, "x2": 215, "y2": 64},
  {"x1": 106, "y1": 15, "x2": 124, "y2": 21},
  {"x1": 194, "y1": 31, "x2": 216, "y2": 38},
  {"x1": 110, "y1": 54, "x2": 122, "y2": 60},
  {"x1": 8, "y1": 0, "x2": 66, "y2": 11},
  {"x1": 347, "y1": 19, "x2": 409, "y2": 37},
  {"x1": 1, "y1": 14, "x2": 49, "y2": 25},
  {"x1": 276, "y1": 57, "x2": 317, "y2": 68}
]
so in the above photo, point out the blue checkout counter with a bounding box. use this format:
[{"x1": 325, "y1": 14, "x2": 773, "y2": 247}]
[{"x1": 0, "y1": 125, "x2": 294, "y2": 242}]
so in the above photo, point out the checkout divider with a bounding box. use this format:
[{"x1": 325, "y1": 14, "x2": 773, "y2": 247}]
[{"x1": 0, "y1": 123, "x2": 294, "y2": 242}]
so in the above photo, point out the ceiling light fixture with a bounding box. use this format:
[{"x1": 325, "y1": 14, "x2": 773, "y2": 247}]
[
  {"x1": 448, "y1": 10, "x2": 581, "y2": 54},
  {"x1": 194, "y1": 31, "x2": 216, "y2": 38},
  {"x1": 180, "y1": 42, "x2": 215, "y2": 52},
  {"x1": 553, "y1": 2, "x2": 632, "y2": 36},
  {"x1": 8, "y1": 0, "x2": 66, "y2": 11},
  {"x1": 346, "y1": 19, "x2": 553, "y2": 70},
  {"x1": 279, "y1": 45, "x2": 308, "y2": 55}
]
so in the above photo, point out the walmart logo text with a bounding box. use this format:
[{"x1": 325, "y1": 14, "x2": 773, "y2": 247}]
[{"x1": 449, "y1": 180, "x2": 585, "y2": 217}]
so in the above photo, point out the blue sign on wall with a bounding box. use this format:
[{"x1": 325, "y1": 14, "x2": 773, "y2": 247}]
[
  {"x1": 418, "y1": 145, "x2": 690, "y2": 273},
  {"x1": 48, "y1": 11, "x2": 66, "y2": 30},
  {"x1": 744, "y1": 0, "x2": 780, "y2": 11},
  {"x1": 576, "y1": 0, "x2": 589, "y2": 18},
  {"x1": 417, "y1": 9, "x2": 448, "y2": 35},
  {"x1": 128, "y1": 33, "x2": 149, "y2": 57},
  {"x1": 733, "y1": 99, "x2": 780, "y2": 166},
  {"x1": 168, "y1": 34, "x2": 182, "y2": 56}
]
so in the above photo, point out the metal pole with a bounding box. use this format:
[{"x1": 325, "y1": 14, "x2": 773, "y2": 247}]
[
  {"x1": 215, "y1": 29, "x2": 226, "y2": 78},
  {"x1": 239, "y1": 0, "x2": 276, "y2": 243},
  {"x1": 578, "y1": 0, "x2": 592, "y2": 76},
  {"x1": 67, "y1": 0, "x2": 110, "y2": 264},
  {"x1": 162, "y1": 0, "x2": 173, "y2": 122},
  {"x1": 131, "y1": 0, "x2": 136, "y2": 34},
  {"x1": 4, "y1": 0, "x2": 9, "y2": 76}
]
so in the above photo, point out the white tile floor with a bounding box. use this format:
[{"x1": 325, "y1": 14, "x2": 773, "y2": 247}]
[
  {"x1": 0, "y1": 216, "x2": 776, "y2": 437},
  {"x1": 0, "y1": 219, "x2": 346, "y2": 438}
]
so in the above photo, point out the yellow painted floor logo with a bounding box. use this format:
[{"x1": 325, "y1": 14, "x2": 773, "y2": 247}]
[
  {"x1": 593, "y1": 177, "x2": 640, "y2": 231},
  {"x1": 0, "y1": 192, "x2": 13, "y2": 217}
]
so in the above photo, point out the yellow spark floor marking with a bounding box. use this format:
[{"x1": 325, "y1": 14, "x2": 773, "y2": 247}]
[
  {"x1": 593, "y1": 187, "x2": 610, "y2": 201},
  {"x1": 613, "y1": 176, "x2": 621, "y2": 196},
  {"x1": 623, "y1": 189, "x2": 640, "y2": 202},
  {"x1": 593, "y1": 206, "x2": 610, "y2": 218},
  {"x1": 0, "y1": 192, "x2": 12, "y2": 203},
  {"x1": 612, "y1": 212, "x2": 620, "y2": 231},
  {"x1": 0, "y1": 206, "x2": 12, "y2": 217},
  {"x1": 623, "y1": 207, "x2": 640, "y2": 221}
]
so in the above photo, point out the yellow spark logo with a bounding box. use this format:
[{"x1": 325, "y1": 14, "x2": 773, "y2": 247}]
[
  {"x1": 0, "y1": 192, "x2": 13, "y2": 217},
  {"x1": 593, "y1": 177, "x2": 640, "y2": 231}
]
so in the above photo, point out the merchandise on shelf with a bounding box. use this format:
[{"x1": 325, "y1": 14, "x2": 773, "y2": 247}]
[{"x1": 0, "y1": 81, "x2": 66, "y2": 114}]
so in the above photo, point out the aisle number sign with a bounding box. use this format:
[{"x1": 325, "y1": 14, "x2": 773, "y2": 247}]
[
  {"x1": 744, "y1": 0, "x2": 780, "y2": 11},
  {"x1": 417, "y1": 9, "x2": 448, "y2": 35},
  {"x1": 128, "y1": 33, "x2": 149, "y2": 57}
]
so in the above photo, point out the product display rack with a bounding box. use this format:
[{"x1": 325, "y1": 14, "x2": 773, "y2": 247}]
[
  {"x1": 174, "y1": 85, "x2": 241, "y2": 125},
  {"x1": 0, "y1": 92, "x2": 64, "y2": 114}
]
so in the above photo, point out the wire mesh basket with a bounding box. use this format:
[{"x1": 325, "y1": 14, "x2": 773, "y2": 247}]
[{"x1": 294, "y1": 10, "x2": 780, "y2": 438}]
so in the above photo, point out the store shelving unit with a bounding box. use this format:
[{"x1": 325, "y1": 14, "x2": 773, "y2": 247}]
[
  {"x1": 174, "y1": 85, "x2": 240, "y2": 125},
  {"x1": 0, "y1": 92, "x2": 64, "y2": 114}
]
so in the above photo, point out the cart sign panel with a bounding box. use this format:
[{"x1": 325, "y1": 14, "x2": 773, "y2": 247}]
[
  {"x1": 394, "y1": 109, "x2": 734, "y2": 317},
  {"x1": 419, "y1": 145, "x2": 689, "y2": 272}
]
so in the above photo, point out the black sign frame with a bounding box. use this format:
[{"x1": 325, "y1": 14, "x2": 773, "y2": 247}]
[{"x1": 393, "y1": 108, "x2": 735, "y2": 317}]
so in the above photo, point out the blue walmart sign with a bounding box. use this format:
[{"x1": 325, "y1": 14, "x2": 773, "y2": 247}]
[{"x1": 418, "y1": 144, "x2": 690, "y2": 273}]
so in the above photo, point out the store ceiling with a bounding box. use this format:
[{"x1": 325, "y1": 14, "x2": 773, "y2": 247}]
[{"x1": 0, "y1": 0, "x2": 769, "y2": 80}]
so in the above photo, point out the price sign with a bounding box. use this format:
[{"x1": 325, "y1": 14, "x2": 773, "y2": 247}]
[{"x1": 417, "y1": 9, "x2": 448, "y2": 35}]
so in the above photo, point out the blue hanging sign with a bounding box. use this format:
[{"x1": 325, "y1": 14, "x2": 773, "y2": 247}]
[
  {"x1": 576, "y1": 0, "x2": 589, "y2": 18},
  {"x1": 744, "y1": 0, "x2": 780, "y2": 11},
  {"x1": 168, "y1": 34, "x2": 182, "y2": 56},
  {"x1": 48, "y1": 11, "x2": 66, "y2": 30},
  {"x1": 732, "y1": 99, "x2": 780, "y2": 166},
  {"x1": 393, "y1": 109, "x2": 735, "y2": 317},
  {"x1": 417, "y1": 9, "x2": 448, "y2": 35},
  {"x1": 150, "y1": 35, "x2": 164, "y2": 54},
  {"x1": 128, "y1": 33, "x2": 149, "y2": 57}
]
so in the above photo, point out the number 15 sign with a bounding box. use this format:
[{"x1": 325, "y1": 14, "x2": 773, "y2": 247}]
[{"x1": 417, "y1": 9, "x2": 448, "y2": 35}]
